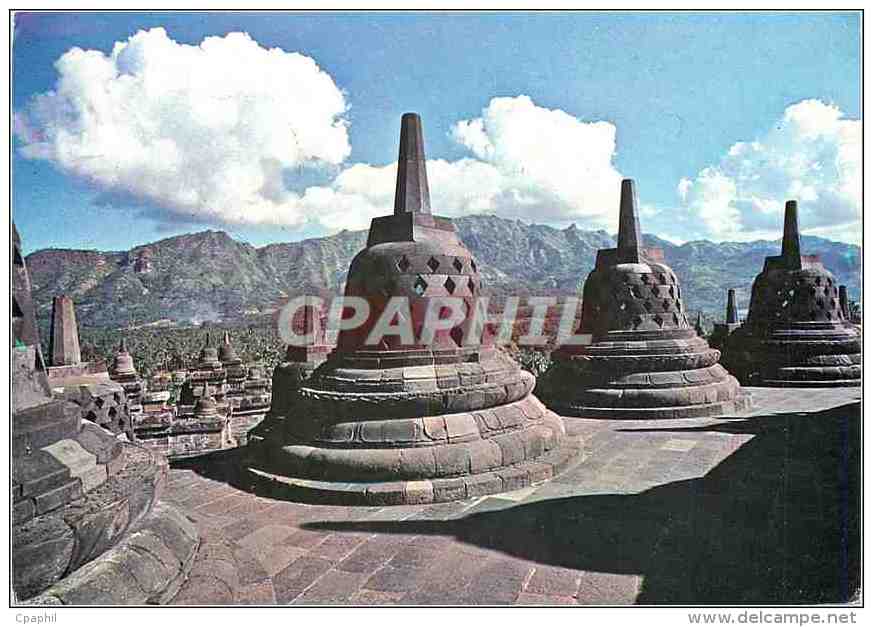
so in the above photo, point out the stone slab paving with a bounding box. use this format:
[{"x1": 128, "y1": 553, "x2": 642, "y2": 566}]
[{"x1": 166, "y1": 387, "x2": 860, "y2": 605}]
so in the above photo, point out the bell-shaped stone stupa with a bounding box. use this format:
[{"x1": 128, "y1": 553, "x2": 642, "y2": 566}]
[
  {"x1": 248, "y1": 113, "x2": 581, "y2": 504},
  {"x1": 540, "y1": 179, "x2": 750, "y2": 418},
  {"x1": 721, "y1": 201, "x2": 861, "y2": 386},
  {"x1": 709, "y1": 289, "x2": 743, "y2": 352}
]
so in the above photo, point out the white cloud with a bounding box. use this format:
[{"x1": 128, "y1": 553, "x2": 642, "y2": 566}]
[
  {"x1": 672, "y1": 99, "x2": 860, "y2": 244},
  {"x1": 17, "y1": 36, "x2": 624, "y2": 233},
  {"x1": 13, "y1": 28, "x2": 350, "y2": 228},
  {"x1": 301, "y1": 95, "x2": 624, "y2": 231},
  {"x1": 24, "y1": 31, "x2": 855, "y2": 247}
]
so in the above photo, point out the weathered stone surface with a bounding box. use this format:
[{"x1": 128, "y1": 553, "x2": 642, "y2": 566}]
[
  {"x1": 25, "y1": 502, "x2": 198, "y2": 605},
  {"x1": 48, "y1": 295, "x2": 81, "y2": 367},
  {"x1": 247, "y1": 114, "x2": 581, "y2": 503},
  {"x1": 721, "y1": 201, "x2": 861, "y2": 387},
  {"x1": 540, "y1": 178, "x2": 750, "y2": 419}
]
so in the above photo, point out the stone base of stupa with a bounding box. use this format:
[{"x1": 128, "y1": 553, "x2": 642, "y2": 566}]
[
  {"x1": 246, "y1": 350, "x2": 585, "y2": 504},
  {"x1": 723, "y1": 323, "x2": 861, "y2": 387},
  {"x1": 541, "y1": 334, "x2": 753, "y2": 420},
  {"x1": 13, "y1": 400, "x2": 199, "y2": 602}
]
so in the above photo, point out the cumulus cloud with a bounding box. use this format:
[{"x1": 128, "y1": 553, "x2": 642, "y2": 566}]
[
  {"x1": 672, "y1": 99, "x2": 860, "y2": 243},
  {"x1": 17, "y1": 33, "x2": 624, "y2": 233},
  {"x1": 302, "y1": 95, "x2": 624, "y2": 230},
  {"x1": 13, "y1": 27, "x2": 350, "y2": 227}
]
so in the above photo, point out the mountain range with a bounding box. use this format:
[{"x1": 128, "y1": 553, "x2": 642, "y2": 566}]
[{"x1": 25, "y1": 214, "x2": 861, "y2": 329}]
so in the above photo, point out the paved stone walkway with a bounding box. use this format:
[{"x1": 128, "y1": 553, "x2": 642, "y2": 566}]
[{"x1": 164, "y1": 387, "x2": 860, "y2": 605}]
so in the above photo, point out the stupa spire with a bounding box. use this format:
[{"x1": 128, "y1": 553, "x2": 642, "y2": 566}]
[
  {"x1": 616, "y1": 178, "x2": 643, "y2": 263},
  {"x1": 393, "y1": 113, "x2": 431, "y2": 215},
  {"x1": 781, "y1": 200, "x2": 801, "y2": 266},
  {"x1": 726, "y1": 289, "x2": 738, "y2": 324}
]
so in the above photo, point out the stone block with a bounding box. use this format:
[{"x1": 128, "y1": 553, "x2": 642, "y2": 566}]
[
  {"x1": 464, "y1": 472, "x2": 503, "y2": 498},
  {"x1": 444, "y1": 413, "x2": 478, "y2": 442},
  {"x1": 403, "y1": 480, "x2": 435, "y2": 504},
  {"x1": 497, "y1": 466, "x2": 530, "y2": 492},
  {"x1": 365, "y1": 482, "x2": 407, "y2": 506},
  {"x1": 434, "y1": 444, "x2": 471, "y2": 477},
  {"x1": 432, "y1": 477, "x2": 466, "y2": 502},
  {"x1": 13, "y1": 498, "x2": 35, "y2": 525},
  {"x1": 34, "y1": 479, "x2": 82, "y2": 515}
]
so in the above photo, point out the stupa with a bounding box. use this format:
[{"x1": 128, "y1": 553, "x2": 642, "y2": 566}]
[
  {"x1": 539, "y1": 179, "x2": 750, "y2": 419},
  {"x1": 248, "y1": 113, "x2": 581, "y2": 504},
  {"x1": 709, "y1": 288, "x2": 742, "y2": 352},
  {"x1": 721, "y1": 201, "x2": 861, "y2": 386},
  {"x1": 109, "y1": 338, "x2": 144, "y2": 418},
  {"x1": 12, "y1": 223, "x2": 197, "y2": 604}
]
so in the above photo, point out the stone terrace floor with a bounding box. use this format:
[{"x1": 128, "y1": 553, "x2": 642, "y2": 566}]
[{"x1": 164, "y1": 387, "x2": 861, "y2": 605}]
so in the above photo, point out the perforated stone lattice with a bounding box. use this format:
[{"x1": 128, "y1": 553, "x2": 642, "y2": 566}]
[
  {"x1": 584, "y1": 262, "x2": 689, "y2": 334},
  {"x1": 748, "y1": 270, "x2": 845, "y2": 325}
]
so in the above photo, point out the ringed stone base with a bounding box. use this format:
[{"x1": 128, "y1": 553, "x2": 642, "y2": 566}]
[
  {"x1": 23, "y1": 501, "x2": 199, "y2": 605},
  {"x1": 550, "y1": 395, "x2": 752, "y2": 420},
  {"x1": 246, "y1": 434, "x2": 584, "y2": 505},
  {"x1": 12, "y1": 438, "x2": 186, "y2": 601}
]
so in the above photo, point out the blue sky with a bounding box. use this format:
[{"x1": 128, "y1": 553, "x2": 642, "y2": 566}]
[{"x1": 12, "y1": 11, "x2": 861, "y2": 253}]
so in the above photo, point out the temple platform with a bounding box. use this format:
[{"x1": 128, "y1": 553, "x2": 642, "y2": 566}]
[{"x1": 162, "y1": 386, "x2": 859, "y2": 605}]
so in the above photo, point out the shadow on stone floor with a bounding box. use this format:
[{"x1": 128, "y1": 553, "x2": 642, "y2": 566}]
[{"x1": 297, "y1": 401, "x2": 861, "y2": 604}]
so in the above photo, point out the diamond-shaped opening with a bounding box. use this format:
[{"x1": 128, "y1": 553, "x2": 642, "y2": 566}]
[
  {"x1": 413, "y1": 276, "x2": 427, "y2": 296},
  {"x1": 450, "y1": 326, "x2": 465, "y2": 347},
  {"x1": 662, "y1": 300, "x2": 670, "y2": 311},
  {"x1": 654, "y1": 315, "x2": 664, "y2": 327},
  {"x1": 453, "y1": 257, "x2": 464, "y2": 272},
  {"x1": 632, "y1": 315, "x2": 643, "y2": 329},
  {"x1": 651, "y1": 285, "x2": 661, "y2": 297},
  {"x1": 444, "y1": 276, "x2": 457, "y2": 294},
  {"x1": 427, "y1": 257, "x2": 440, "y2": 272},
  {"x1": 108, "y1": 407, "x2": 117, "y2": 419},
  {"x1": 643, "y1": 300, "x2": 653, "y2": 312},
  {"x1": 659, "y1": 273, "x2": 668, "y2": 284},
  {"x1": 397, "y1": 255, "x2": 411, "y2": 272},
  {"x1": 95, "y1": 397, "x2": 105, "y2": 408},
  {"x1": 631, "y1": 286, "x2": 643, "y2": 299},
  {"x1": 825, "y1": 311, "x2": 832, "y2": 320}
]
